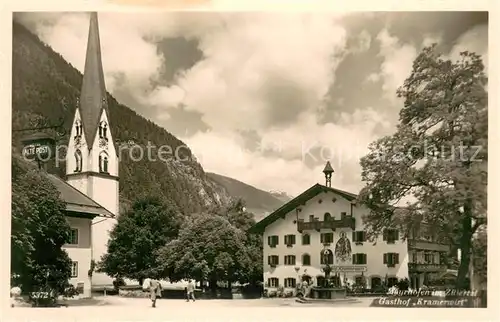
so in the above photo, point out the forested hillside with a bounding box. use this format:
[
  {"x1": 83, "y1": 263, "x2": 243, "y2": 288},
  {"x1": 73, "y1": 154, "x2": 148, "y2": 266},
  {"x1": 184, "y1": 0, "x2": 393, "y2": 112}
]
[{"x1": 11, "y1": 21, "x2": 232, "y2": 214}]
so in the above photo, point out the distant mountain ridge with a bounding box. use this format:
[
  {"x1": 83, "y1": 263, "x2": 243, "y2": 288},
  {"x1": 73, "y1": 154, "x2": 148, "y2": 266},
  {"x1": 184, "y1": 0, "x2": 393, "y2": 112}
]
[
  {"x1": 269, "y1": 190, "x2": 294, "y2": 203},
  {"x1": 206, "y1": 173, "x2": 291, "y2": 221}
]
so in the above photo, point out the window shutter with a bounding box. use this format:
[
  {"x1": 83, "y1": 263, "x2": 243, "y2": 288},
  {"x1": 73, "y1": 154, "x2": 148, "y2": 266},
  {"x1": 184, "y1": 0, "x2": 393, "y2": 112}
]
[
  {"x1": 352, "y1": 231, "x2": 356, "y2": 242},
  {"x1": 363, "y1": 254, "x2": 367, "y2": 264},
  {"x1": 395, "y1": 253, "x2": 400, "y2": 264},
  {"x1": 268, "y1": 236, "x2": 271, "y2": 245},
  {"x1": 284, "y1": 235, "x2": 287, "y2": 244},
  {"x1": 383, "y1": 253, "x2": 387, "y2": 264},
  {"x1": 383, "y1": 229, "x2": 388, "y2": 241},
  {"x1": 352, "y1": 254, "x2": 356, "y2": 264},
  {"x1": 395, "y1": 230, "x2": 399, "y2": 241},
  {"x1": 274, "y1": 236, "x2": 279, "y2": 245},
  {"x1": 292, "y1": 235, "x2": 296, "y2": 244},
  {"x1": 268, "y1": 256, "x2": 271, "y2": 264},
  {"x1": 362, "y1": 231, "x2": 367, "y2": 242}
]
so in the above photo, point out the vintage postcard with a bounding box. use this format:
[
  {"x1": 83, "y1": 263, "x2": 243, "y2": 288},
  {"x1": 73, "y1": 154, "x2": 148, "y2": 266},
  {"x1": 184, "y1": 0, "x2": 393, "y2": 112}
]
[{"x1": 1, "y1": 0, "x2": 496, "y2": 321}]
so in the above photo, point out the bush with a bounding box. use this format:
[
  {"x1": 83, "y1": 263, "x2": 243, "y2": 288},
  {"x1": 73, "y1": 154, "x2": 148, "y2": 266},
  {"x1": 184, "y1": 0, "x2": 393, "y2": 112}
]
[
  {"x1": 397, "y1": 278, "x2": 410, "y2": 291},
  {"x1": 113, "y1": 277, "x2": 126, "y2": 290},
  {"x1": 63, "y1": 285, "x2": 80, "y2": 298}
]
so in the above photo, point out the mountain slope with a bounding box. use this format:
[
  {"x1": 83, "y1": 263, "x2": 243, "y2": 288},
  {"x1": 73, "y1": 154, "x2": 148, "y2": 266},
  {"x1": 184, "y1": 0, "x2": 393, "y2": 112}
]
[
  {"x1": 206, "y1": 173, "x2": 290, "y2": 221},
  {"x1": 11, "y1": 21, "x2": 232, "y2": 214}
]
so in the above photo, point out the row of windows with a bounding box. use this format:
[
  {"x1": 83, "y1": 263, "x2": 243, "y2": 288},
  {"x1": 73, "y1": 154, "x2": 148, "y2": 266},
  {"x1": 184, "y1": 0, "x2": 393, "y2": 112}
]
[
  {"x1": 74, "y1": 121, "x2": 108, "y2": 139},
  {"x1": 308, "y1": 212, "x2": 348, "y2": 222},
  {"x1": 267, "y1": 276, "x2": 401, "y2": 288},
  {"x1": 267, "y1": 229, "x2": 399, "y2": 247},
  {"x1": 267, "y1": 252, "x2": 399, "y2": 266},
  {"x1": 74, "y1": 150, "x2": 109, "y2": 173},
  {"x1": 412, "y1": 252, "x2": 440, "y2": 264},
  {"x1": 267, "y1": 277, "x2": 297, "y2": 288}
]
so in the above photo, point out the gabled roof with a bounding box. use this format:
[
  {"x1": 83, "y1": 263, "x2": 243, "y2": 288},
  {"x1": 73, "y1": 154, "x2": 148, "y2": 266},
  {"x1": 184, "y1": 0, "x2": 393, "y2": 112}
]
[
  {"x1": 46, "y1": 173, "x2": 115, "y2": 218},
  {"x1": 249, "y1": 183, "x2": 357, "y2": 233},
  {"x1": 79, "y1": 12, "x2": 113, "y2": 149}
]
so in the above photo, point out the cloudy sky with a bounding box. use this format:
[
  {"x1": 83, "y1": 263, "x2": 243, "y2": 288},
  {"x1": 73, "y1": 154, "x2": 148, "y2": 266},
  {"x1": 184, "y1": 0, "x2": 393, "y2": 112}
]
[{"x1": 15, "y1": 11, "x2": 488, "y2": 196}]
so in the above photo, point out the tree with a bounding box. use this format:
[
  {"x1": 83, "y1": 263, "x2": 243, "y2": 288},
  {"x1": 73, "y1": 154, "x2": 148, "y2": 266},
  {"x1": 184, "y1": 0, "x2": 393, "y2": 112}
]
[
  {"x1": 98, "y1": 196, "x2": 182, "y2": 284},
  {"x1": 156, "y1": 214, "x2": 252, "y2": 290},
  {"x1": 357, "y1": 45, "x2": 487, "y2": 289},
  {"x1": 228, "y1": 200, "x2": 263, "y2": 285},
  {"x1": 11, "y1": 155, "x2": 73, "y2": 302},
  {"x1": 213, "y1": 198, "x2": 263, "y2": 285}
]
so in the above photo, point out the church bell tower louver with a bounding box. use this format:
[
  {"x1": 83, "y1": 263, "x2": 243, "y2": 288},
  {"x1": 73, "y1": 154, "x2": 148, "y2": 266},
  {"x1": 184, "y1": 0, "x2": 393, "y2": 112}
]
[{"x1": 65, "y1": 12, "x2": 119, "y2": 286}]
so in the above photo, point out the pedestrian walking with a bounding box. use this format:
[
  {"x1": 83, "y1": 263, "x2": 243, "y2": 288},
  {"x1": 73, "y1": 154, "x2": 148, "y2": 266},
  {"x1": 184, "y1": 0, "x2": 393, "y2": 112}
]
[
  {"x1": 186, "y1": 280, "x2": 196, "y2": 302},
  {"x1": 149, "y1": 279, "x2": 162, "y2": 308}
]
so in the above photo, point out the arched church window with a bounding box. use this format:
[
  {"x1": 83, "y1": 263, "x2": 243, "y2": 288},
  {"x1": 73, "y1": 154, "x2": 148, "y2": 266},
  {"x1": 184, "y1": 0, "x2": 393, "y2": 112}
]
[
  {"x1": 99, "y1": 151, "x2": 109, "y2": 173},
  {"x1": 103, "y1": 123, "x2": 108, "y2": 139},
  {"x1": 74, "y1": 149, "x2": 82, "y2": 172},
  {"x1": 99, "y1": 121, "x2": 108, "y2": 139},
  {"x1": 75, "y1": 121, "x2": 82, "y2": 137}
]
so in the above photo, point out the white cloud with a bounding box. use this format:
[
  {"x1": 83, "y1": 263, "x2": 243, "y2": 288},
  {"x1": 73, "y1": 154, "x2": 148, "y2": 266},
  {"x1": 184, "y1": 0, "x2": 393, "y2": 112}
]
[
  {"x1": 449, "y1": 24, "x2": 488, "y2": 74},
  {"x1": 376, "y1": 29, "x2": 417, "y2": 104},
  {"x1": 182, "y1": 107, "x2": 391, "y2": 195},
  {"x1": 422, "y1": 33, "x2": 442, "y2": 47},
  {"x1": 175, "y1": 13, "x2": 348, "y2": 132},
  {"x1": 350, "y1": 29, "x2": 372, "y2": 54}
]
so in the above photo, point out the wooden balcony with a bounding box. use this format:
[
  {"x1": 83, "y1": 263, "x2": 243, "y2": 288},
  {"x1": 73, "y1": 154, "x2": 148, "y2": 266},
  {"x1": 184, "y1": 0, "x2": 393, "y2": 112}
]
[
  {"x1": 408, "y1": 239, "x2": 451, "y2": 252},
  {"x1": 408, "y1": 263, "x2": 448, "y2": 273},
  {"x1": 297, "y1": 216, "x2": 355, "y2": 232}
]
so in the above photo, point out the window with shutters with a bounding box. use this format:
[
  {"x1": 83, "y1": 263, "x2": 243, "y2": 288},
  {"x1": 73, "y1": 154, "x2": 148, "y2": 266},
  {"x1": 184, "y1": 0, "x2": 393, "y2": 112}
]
[
  {"x1": 309, "y1": 215, "x2": 315, "y2": 222},
  {"x1": 284, "y1": 255, "x2": 296, "y2": 265},
  {"x1": 284, "y1": 278, "x2": 296, "y2": 288},
  {"x1": 302, "y1": 234, "x2": 310, "y2": 245},
  {"x1": 267, "y1": 277, "x2": 279, "y2": 288},
  {"x1": 71, "y1": 261, "x2": 78, "y2": 277},
  {"x1": 383, "y1": 253, "x2": 399, "y2": 267},
  {"x1": 302, "y1": 254, "x2": 311, "y2": 266},
  {"x1": 267, "y1": 235, "x2": 279, "y2": 248},
  {"x1": 383, "y1": 229, "x2": 399, "y2": 244},
  {"x1": 268, "y1": 255, "x2": 279, "y2": 266},
  {"x1": 320, "y1": 232, "x2": 333, "y2": 244},
  {"x1": 324, "y1": 212, "x2": 332, "y2": 221},
  {"x1": 68, "y1": 228, "x2": 79, "y2": 245},
  {"x1": 284, "y1": 234, "x2": 296, "y2": 247},
  {"x1": 352, "y1": 253, "x2": 367, "y2": 265},
  {"x1": 352, "y1": 231, "x2": 366, "y2": 245}
]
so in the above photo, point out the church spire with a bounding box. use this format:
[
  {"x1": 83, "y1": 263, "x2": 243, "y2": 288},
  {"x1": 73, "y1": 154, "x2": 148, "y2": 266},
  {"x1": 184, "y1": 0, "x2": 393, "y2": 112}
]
[{"x1": 79, "y1": 12, "x2": 109, "y2": 147}]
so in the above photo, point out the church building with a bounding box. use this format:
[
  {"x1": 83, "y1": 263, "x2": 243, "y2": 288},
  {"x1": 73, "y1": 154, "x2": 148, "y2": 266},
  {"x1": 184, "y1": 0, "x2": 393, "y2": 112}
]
[
  {"x1": 65, "y1": 12, "x2": 119, "y2": 287},
  {"x1": 250, "y1": 162, "x2": 451, "y2": 294}
]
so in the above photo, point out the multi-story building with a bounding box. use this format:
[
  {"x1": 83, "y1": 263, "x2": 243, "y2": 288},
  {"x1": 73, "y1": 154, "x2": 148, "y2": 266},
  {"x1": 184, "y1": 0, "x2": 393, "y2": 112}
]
[
  {"x1": 47, "y1": 173, "x2": 114, "y2": 297},
  {"x1": 250, "y1": 162, "x2": 450, "y2": 294}
]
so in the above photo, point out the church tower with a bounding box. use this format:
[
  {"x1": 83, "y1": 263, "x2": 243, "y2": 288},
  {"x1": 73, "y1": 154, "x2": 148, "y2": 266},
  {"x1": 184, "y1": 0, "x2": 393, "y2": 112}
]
[{"x1": 66, "y1": 12, "x2": 118, "y2": 286}]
